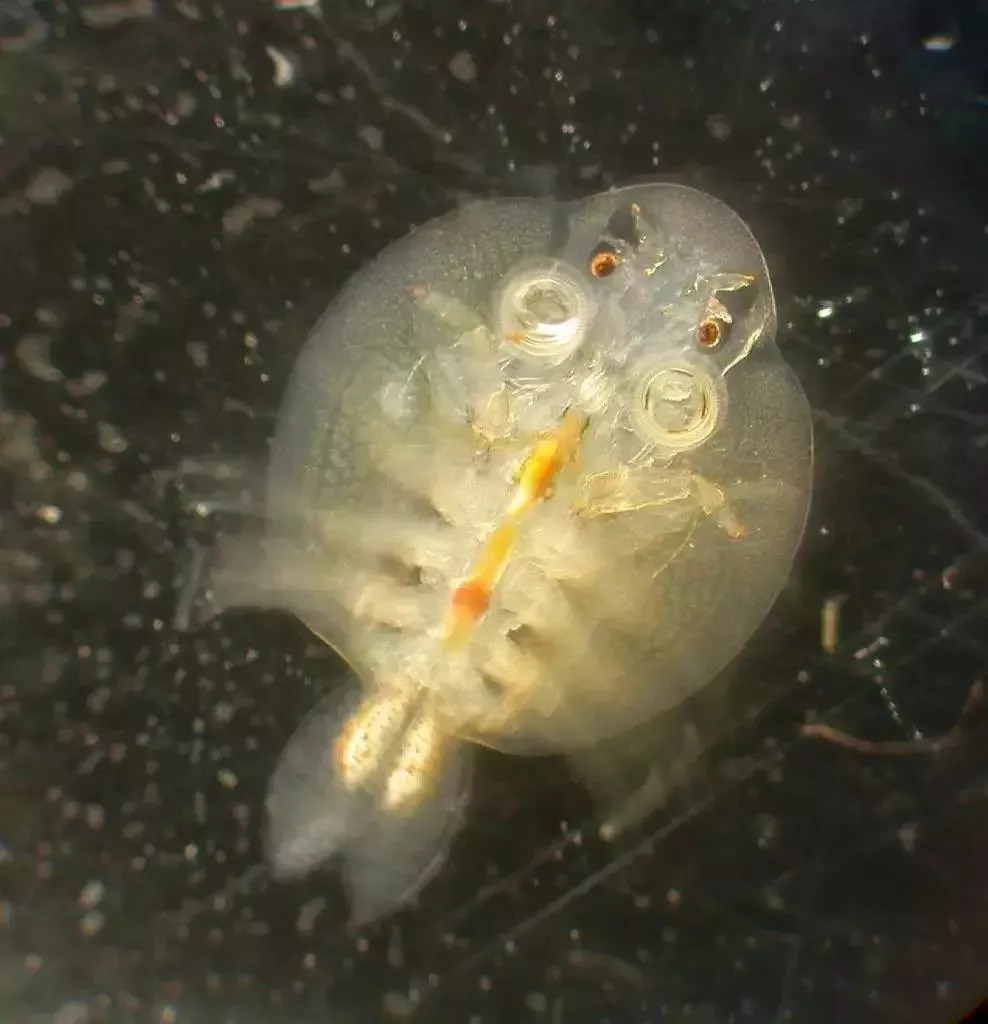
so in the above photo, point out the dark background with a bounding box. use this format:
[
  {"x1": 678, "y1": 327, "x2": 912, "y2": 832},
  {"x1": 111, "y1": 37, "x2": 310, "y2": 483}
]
[{"x1": 1, "y1": 1, "x2": 987, "y2": 1022}]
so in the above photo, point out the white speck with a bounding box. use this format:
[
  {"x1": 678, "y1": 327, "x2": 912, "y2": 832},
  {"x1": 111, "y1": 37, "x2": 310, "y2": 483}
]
[
  {"x1": 98, "y1": 422, "x2": 129, "y2": 454},
  {"x1": 196, "y1": 171, "x2": 235, "y2": 193},
  {"x1": 212, "y1": 701, "x2": 234, "y2": 724},
  {"x1": 16, "y1": 333, "x2": 63, "y2": 385},
  {"x1": 265, "y1": 45, "x2": 297, "y2": 87},
  {"x1": 25, "y1": 168, "x2": 73, "y2": 206},
  {"x1": 16, "y1": 334, "x2": 63, "y2": 382},
  {"x1": 923, "y1": 34, "x2": 956, "y2": 52},
  {"x1": 53, "y1": 1001, "x2": 90, "y2": 1024},
  {"x1": 78, "y1": 880, "x2": 106, "y2": 909},
  {"x1": 897, "y1": 822, "x2": 918, "y2": 853},
  {"x1": 79, "y1": 910, "x2": 105, "y2": 936},
  {"x1": 80, "y1": 0, "x2": 155, "y2": 28},
  {"x1": 375, "y1": 2, "x2": 401, "y2": 23},
  {"x1": 217, "y1": 768, "x2": 238, "y2": 789},
  {"x1": 853, "y1": 636, "x2": 889, "y2": 660},
  {"x1": 755, "y1": 813, "x2": 778, "y2": 847},
  {"x1": 706, "y1": 114, "x2": 732, "y2": 141},
  {"x1": 448, "y1": 50, "x2": 477, "y2": 83},
  {"x1": 387, "y1": 924, "x2": 405, "y2": 967},
  {"x1": 909, "y1": 328, "x2": 928, "y2": 344},
  {"x1": 222, "y1": 196, "x2": 283, "y2": 235},
  {"x1": 295, "y1": 896, "x2": 326, "y2": 935},
  {"x1": 382, "y1": 991, "x2": 416, "y2": 1017},
  {"x1": 85, "y1": 804, "x2": 106, "y2": 829},
  {"x1": 63, "y1": 471, "x2": 87, "y2": 493},
  {"x1": 186, "y1": 340, "x2": 209, "y2": 367},
  {"x1": 308, "y1": 169, "x2": 345, "y2": 193},
  {"x1": 184, "y1": 843, "x2": 198, "y2": 861},
  {"x1": 524, "y1": 992, "x2": 548, "y2": 1013},
  {"x1": 359, "y1": 125, "x2": 384, "y2": 151},
  {"x1": 764, "y1": 888, "x2": 785, "y2": 910},
  {"x1": 816, "y1": 301, "x2": 836, "y2": 319},
  {"x1": 66, "y1": 370, "x2": 109, "y2": 397}
]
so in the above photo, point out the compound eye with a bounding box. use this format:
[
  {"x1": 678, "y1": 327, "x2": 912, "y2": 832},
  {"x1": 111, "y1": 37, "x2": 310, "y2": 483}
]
[
  {"x1": 697, "y1": 316, "x2": 723, "y2": 349},
  {"x1": 589, "y1": 244, "x2": 620, "y2": 279},
  {"x1": 696, "y1": 276, "x2": 756, "y2": 351},
  {"x1": 495, "y1": 259, "x2": 594, "y2": 366}
]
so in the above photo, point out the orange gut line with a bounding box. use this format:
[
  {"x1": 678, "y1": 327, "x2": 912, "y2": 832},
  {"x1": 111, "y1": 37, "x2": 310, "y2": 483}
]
[{"x1": 443, "y1": 408, "x2": 587, "y2": 650}]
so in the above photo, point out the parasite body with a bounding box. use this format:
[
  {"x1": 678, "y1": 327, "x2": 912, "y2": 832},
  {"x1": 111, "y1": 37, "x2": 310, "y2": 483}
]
[{"x1": 214, "y1": 183, "x2": 813, "y2": 923}]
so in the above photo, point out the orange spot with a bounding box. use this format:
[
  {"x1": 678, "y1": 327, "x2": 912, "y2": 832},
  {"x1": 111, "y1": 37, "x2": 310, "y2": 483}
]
[
  {"x1": 451, "y1": 579, "x2": 490, "y2": 620},
  {"x1": 444, "y1": 582, "x2": 488, "y2": 650},
  {"x1": 590, "y1": 247, "x2": 620, "y2": 278},
  {"x1": 697, "y1": 318, "x2": 722, "y2": 348}
]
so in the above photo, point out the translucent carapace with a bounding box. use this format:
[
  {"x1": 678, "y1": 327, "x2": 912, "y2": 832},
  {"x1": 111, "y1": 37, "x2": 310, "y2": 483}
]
[{"x1": 217, "y1": 182, "x2": 813, "y2": 922}]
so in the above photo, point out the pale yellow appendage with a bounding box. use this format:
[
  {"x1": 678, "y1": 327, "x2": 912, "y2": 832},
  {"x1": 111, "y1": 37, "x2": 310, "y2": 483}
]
[{"x1": 575, "y1": 466, "x2": 747, "y2": 538}]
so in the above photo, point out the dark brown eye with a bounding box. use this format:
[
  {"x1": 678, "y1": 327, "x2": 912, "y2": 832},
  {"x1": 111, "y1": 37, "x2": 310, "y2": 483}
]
[
  {"x1": 589, "y1": 245, "x2": 620, "y2": 279},
  {"x1": 697, "y1": 318, "x2": 723, "y2": 348}
]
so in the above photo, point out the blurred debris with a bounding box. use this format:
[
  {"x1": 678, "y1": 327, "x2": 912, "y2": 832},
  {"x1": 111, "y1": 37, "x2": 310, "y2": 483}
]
[
  {"x1": 802, "y1": 679, "x2": 983, "y2": 755},
  {"x1": 23, "y1": 168, "x2": 73, "y2": 206},
  {"x1": 853, "y1": 635, "x2": 889, "y2": 661},
  {"x1": 222, "y1": 196, "x2": 283, "y2": 235},
  {"x1": 820, "y1": 593, "x2": 846, "y2": 653},
  {"x1": 0, "y1": 0, "x2": 46, "y2": 53},
  {"x1": 265, "y1": 44, "x2": 297, "y2": 88},
  {"x1": 78, "y1": 0, "x2": 156, "y2": 30},
  {"x1": 923, "y1": 33, "x2": 957, "y2": 52},
  {"x1": 448, "y1": 51, "x2": 476, "y2": 84},
  {"x1": 15, "y1": 334, "x2": 62, "y2": 383}
]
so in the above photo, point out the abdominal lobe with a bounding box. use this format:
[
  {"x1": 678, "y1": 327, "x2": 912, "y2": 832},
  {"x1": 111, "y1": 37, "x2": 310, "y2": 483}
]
[{"x1": 265, "y1": 684, "x2": 472, "y2": 924}]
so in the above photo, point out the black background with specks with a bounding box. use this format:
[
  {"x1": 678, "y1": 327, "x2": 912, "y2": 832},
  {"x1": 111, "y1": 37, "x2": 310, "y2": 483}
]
[{"x1": 1, "y1": 1, "x2": 987, "y2": 1022}]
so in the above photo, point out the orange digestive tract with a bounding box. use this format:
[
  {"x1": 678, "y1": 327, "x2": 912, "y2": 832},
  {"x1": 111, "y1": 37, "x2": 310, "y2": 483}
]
[{"x1": 443, "y1": 408, "x2": 587, "y2": 650}]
